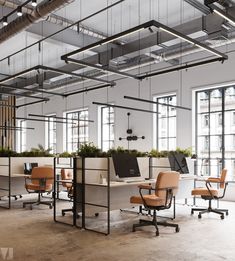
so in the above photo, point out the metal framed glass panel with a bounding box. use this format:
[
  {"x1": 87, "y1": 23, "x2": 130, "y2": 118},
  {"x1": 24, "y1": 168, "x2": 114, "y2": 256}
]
[
  {"x1": 66, "y1": 109, "x2": 89, "y2": 152},
  {"x1": 101, "y1": 106, "x2": 114, "y2": 151},
  {"x1": 45, "y1": 115, "x2": 56, "y2": 153},
  {"x1": 154, "y1": 94, "x2": 177, "y2": 150},
  {"x1": 18, "y1": 120, "x2": 26, "y2": 152},
  {"x1": 196, "y1": 86, "x2": 235, "y2": 180}
]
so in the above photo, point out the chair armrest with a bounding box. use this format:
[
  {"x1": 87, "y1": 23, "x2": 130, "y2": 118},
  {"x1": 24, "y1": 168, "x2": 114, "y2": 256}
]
[
  {"x1": 207, "y1": 177, "x2": 221, "y2": 183},
  {"x1": 138, "y1": 184, "x2": 153, "y2": 190}
]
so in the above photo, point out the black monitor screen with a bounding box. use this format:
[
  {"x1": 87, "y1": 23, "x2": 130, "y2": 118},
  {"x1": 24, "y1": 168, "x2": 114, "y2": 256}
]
[
  {"x1": 168, "y1": 153, "x2": 189, "y2": 174},
  {"x1": 112, "y1": 154, "x2": 140, "y2": 178},
  {"x1": 24, "y1": 163, "x2": 38, "y2": 174}
]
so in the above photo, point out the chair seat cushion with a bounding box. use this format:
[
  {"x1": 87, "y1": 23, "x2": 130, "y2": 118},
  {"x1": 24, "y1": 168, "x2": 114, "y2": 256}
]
[
  {"x1": 130, "y1": 194, "x2": 165, "y2": 207},
  {"x1": 191, "y1": 187, "x2": 218, "y2": 197},
  {"x1": 26, "y1": 183, "x2": 52, "y2": 191}
]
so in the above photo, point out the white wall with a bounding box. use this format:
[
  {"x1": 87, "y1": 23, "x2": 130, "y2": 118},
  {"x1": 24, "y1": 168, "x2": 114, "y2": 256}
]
[{"x1": 16, "y1": 47, "x2": 235, "y2": 153}]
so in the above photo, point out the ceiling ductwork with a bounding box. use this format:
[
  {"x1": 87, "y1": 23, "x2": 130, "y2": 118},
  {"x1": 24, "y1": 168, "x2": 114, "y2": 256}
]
[
  {"x1": 0, "y1": 0, "x2": 75, "y2": 44},
  {"x1": 0, "y1": 0, "x2": 107, "y2": 40}
]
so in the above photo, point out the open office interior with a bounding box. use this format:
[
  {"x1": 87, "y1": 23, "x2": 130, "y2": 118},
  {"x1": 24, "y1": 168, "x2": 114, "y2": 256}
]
[{"x1": 0, "y1": 0, "x2": 235, "y2": 260}]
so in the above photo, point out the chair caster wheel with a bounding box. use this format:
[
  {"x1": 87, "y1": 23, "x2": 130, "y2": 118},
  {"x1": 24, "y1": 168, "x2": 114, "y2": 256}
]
[
  {"x1": 221, "y1": 215, "x2": 224, "y2": 220},
  {"x1": 198, "y1": 214, "x2": 201, "y2": 219},
  {"x1": 95, "y1": 213, "x2": 99, "y2": 217},
  {"x1": 191, "y1": 210, "x2": 194, "y2": 215},
  {"x1": 20, "y1": 195, "x2": 22, "y2": 198},
  {"x1": 49, "y1": 205, "x2": 53, "y2": 209},
  {"x1": 226, "y1": 211, "x2": 229, "y2": 216},
  {"x1": 176, "y1": 226, "x2": 180, "y2": 233},
  {"x1": 62, "y1": 212, "x2": 65, "y2": 216},
  {"x1": 30, "y1": 206, "x2": 33, "y2": 210}
]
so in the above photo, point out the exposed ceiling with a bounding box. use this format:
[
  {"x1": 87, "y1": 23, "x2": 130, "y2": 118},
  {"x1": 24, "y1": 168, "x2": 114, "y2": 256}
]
[{"x1": 0, "y1": 0, "x2": 235, "y2": 104}]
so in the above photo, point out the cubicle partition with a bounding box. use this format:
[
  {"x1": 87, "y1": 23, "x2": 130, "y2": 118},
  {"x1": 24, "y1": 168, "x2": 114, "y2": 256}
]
[
  {"x1": 0, "y1": 157, "x2": 11, "y2": 208},
  {"x1": 53, "y1": 157, "x2": 77, "y2": 227},
  {"x1": 0, "y1": 157, "x2": 54, "y2": 209}
]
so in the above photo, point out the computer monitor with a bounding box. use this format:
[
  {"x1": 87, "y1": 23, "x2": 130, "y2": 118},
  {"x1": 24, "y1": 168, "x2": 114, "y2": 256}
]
[
  {"x1": 112, "y1": 154, "x2": 141, "y2": 179},
  {"x1": 168, "y1": 152, "x2": 189, "y2": 174},
  {"x1": 24, "y1": 163, "x2": 38, "y2": 174}
]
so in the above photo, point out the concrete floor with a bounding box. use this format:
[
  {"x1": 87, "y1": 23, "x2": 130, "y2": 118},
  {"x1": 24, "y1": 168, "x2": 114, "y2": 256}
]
[{"x1": 0, "y1": 197, "x2": 235, "y2": 261}]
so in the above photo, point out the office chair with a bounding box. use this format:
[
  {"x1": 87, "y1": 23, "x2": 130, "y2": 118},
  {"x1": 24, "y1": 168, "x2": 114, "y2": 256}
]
[
  {"x1": 191, "y1": 168, "x2": 228, "y2": 219},
  {"x1": 23, "y1": 167, "x2": 54, "y2": 210},
  {"x1": 130, "y1": 171, "x2": 180, "y2": 236},
  {"x1": 61, "y1": 168, "x2": 74, "y2": 216}
]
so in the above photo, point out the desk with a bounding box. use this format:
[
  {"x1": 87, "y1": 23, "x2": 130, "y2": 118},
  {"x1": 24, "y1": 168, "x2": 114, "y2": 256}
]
[{"x1": 0, "y1": 174, "x2": 28, "y2": 209}]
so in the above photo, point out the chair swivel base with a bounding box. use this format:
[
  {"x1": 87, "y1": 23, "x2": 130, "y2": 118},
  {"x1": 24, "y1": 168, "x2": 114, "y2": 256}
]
[
  {"x1": 132, "y1": 217, "x2": 180, "y2": 236},
  {"x1": 23, "y1": 201, "x2": 53, "y2": 210},
  {"x1": 191, "y1": 207, "x2": 228, "y2": 219}
]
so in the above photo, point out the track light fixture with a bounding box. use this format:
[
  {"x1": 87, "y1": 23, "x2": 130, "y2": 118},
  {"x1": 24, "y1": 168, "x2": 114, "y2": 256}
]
[
  {"x1": 31, "y1": 0, "x2": 37, "y2": 7},
  {"x1": 17, "y1": 7, "x2": 23, "y2": 17},
  {"x1": 3, "y1": 17, "x2": 8, "y2": 26}
]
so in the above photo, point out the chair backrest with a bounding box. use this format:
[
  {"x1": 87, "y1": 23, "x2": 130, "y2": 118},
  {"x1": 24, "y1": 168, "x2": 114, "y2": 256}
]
[
  {"x1": 31, "y1": 167, "x2": 54, "y2": 187},
  {"x1": 155, "y1": 171, "x2": 180, "y2": 205},
  {"x1": 61, "y1": 168, "x2": 73, "y2": 188},
  {"x1": 220, "y1": 168, "x2": 227, "y2": 189}
]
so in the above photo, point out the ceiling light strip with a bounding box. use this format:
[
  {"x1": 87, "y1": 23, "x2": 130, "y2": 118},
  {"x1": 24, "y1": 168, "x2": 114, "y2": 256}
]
[
  {"x1": 28, "y1": 114, "x2": 94, "y2": 123},
  {"x1": 124, "y1": 96, "x2": 191, "y2": 111},
  {"x1": 92, "y1": 102, "x2": 159, "y2": 114},
  {"x1": 16, "y1": 99, "x2": 48, "y2": 108},
  {"x1": 211, "y1": 5, "x2": 235, "y2": 27},
  {"x1": 0, "y1": 126, "x2": 35, "y2": 130},
  {"x1": 1, "y1": 83, "x2": 65, "y2": 97},
  {"x1": 14, "y1": 117, "x2": 78, "y2": 125},
  {"x1": 61, "y1": 20, "x2": 154, "y2": 59},
  {"x1": 64, "y1": 58, "x2": 138, "y2": 80},
  {"x1": 64, "y1": 83, "x2": 112, "y2": 97},
  {"x1": 154, "y1": 21, "x2": 228, "y2": 59},
  {"x1": 0, "y1": 90, "x2": 49, "y2": 101},
  {"x1": 138, "y1": 57, "x2": 225, "y2": 80}
]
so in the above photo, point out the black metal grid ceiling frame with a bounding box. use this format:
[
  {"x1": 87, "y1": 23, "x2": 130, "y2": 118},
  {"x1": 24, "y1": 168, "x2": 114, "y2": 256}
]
[
  {"x1": 61, "y1": 20, "x2": 228, "y2": 80},
  {"x1": 0, "y1": 65, "x2": 115, "y2": 86},
  {"x1": 0, "y1": 65, "x2": 115, "y2": 102}
]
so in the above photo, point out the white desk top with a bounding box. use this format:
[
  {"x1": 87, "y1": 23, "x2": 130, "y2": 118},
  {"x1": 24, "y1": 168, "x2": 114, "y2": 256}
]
[{"x1": 0, "y1": 173, "x2": 29, "y2": 178}]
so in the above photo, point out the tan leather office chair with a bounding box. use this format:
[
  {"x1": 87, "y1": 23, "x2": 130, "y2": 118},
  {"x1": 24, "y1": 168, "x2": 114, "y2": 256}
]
[
  {"x1": 130, "y1": 171, "x2": 180, "y2": 236},
  {"x1": 23, "y1": 167, "x2": 54, "y2": 209},
  {"x1": 61, "y1": 168, "x2": 74, "y2": 216},
  {"x1": 191, "y1": 168, "x2": 228, "y2": 219}
]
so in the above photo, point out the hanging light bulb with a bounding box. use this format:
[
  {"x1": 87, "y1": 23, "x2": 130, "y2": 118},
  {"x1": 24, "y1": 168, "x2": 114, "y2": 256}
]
[
  {"x1": 17, "y1": 7, "x2": 23, "y2": 17},
  {"x1": 31, "y1": 0, "x2": 37, "y2": 7},
  {"x1": 3, "y1": 16, "x2": 8, "y2": 26}
]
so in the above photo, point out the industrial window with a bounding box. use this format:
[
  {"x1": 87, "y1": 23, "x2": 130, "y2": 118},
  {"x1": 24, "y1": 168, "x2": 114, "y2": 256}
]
[
  {"x1": 196, "y1": 86, "x2": 235, "y2": 180},
  {"x1": 100, "y1": 106, "x2": 115, "y2": 151},
  {"x1": 45, "y1": 115, "x2": 56, "y2": 153},
  {"x1": 154, "y1": 94, "x2": 177, "y2": 151},
  {"x1": 65, "y1": 109, "x2": 89, "y2": 152},
  {"x1": 17, "y1": 120, "x2": 26, "y2": 152}
]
